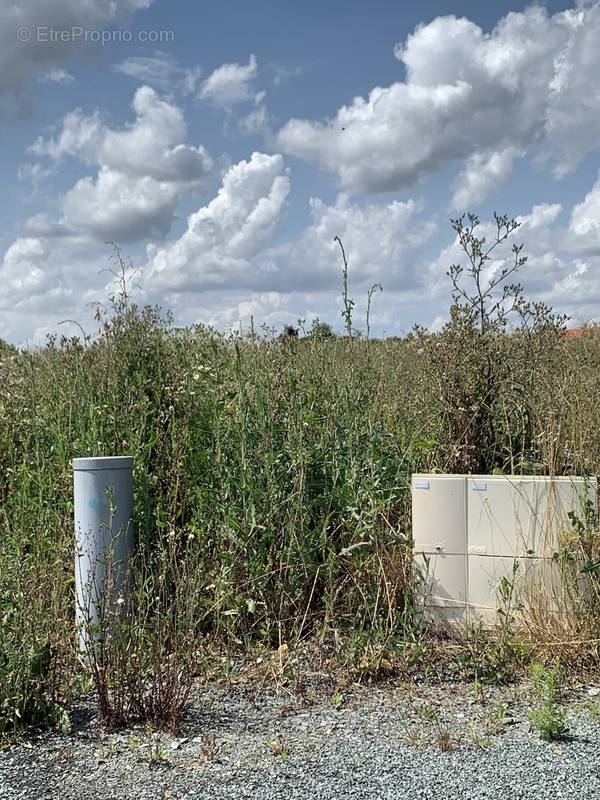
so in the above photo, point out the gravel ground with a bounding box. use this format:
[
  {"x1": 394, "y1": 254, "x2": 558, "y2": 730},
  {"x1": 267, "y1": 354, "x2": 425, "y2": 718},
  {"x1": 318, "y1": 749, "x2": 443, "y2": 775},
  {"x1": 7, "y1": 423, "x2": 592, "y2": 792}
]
[{"x1": 2, "y1": 678, "x2": 600, "y2": 800}]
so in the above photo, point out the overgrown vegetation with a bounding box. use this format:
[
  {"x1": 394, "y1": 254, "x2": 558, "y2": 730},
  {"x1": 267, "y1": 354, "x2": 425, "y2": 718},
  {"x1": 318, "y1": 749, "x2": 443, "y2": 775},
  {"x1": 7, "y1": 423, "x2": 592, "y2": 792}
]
[{"x1": 1, "y1": 214, "x2": 600, "y2": 732}]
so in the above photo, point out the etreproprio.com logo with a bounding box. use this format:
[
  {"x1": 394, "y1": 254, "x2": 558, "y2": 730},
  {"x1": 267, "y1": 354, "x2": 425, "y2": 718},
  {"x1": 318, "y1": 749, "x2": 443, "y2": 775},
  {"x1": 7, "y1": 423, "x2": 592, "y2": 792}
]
[{"x1": 16, "y1": 26, "x2": 175, "y2": 45}]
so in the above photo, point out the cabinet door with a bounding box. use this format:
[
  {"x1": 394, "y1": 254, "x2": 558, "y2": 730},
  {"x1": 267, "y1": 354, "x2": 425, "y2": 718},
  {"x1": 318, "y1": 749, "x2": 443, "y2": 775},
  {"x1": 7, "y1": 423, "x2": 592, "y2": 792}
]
[
  {"x1": 529, "y1": 478, "x2": 596, "y2": 556},
  {"x1": 415, "y1": 551, "x2": 467, "y2": 609},
  {"x1": 467, "y1": 554, "x2": 525, "y2": 615},
  {"x1": 467, "y1": 477, "x2": 536, "y2": 557},
  {"x1": 412, "y1": 475, "x2": 466, "y2": 555}
]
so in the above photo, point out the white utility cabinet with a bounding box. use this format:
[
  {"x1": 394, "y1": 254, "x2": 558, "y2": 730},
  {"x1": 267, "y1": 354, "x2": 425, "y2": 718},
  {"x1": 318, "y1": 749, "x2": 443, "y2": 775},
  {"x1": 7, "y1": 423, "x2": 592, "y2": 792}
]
[{"x1": 412, "y1": 473, "x2": 596, "y2": 624}]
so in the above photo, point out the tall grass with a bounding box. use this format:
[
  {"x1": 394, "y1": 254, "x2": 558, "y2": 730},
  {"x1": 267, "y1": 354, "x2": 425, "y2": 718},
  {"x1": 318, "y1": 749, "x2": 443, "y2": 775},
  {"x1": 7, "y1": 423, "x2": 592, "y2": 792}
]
[
  {"x1": 2, "y1": 221, "x2": 600, "y2": 730},
  {"x1": 0, "y1": 285, "x2": 425, "y2": 729}
]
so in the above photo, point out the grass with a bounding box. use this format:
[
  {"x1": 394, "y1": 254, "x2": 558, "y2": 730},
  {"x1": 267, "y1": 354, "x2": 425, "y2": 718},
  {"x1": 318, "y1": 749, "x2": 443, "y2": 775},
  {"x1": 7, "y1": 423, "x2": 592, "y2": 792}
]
[{"x1": 2, "y1": 219, "x2": 600, "y2": 732}]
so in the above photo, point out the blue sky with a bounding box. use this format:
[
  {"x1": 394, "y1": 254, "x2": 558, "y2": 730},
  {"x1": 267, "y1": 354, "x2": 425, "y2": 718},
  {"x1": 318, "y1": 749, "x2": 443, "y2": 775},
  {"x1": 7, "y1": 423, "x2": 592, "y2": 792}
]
[{"x1": 2, "y1": 0, "x2": 600, "y2": 343}]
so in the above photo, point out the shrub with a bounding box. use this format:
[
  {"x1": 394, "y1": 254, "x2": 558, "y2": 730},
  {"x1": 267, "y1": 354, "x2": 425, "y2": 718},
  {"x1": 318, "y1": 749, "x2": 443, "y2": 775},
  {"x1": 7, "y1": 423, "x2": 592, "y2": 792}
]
[{"x1": 528, "y1": 662, "x2": 567, "y2": 741}]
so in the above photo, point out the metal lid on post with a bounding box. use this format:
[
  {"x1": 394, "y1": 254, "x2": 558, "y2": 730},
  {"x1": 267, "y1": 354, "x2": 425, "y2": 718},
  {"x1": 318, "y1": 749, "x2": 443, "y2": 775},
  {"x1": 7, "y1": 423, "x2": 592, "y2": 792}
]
[{"x1": 73, "y1": 456, "x2": 134, "y2": 471}]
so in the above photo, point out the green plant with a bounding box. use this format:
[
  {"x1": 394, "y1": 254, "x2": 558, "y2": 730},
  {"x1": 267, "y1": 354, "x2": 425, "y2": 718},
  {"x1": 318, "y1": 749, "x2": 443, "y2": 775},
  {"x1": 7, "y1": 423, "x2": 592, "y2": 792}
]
[
  {"x1": 528, "y1": 663, "x2": 567, "y2": 741},
  {"x1": 586, "y1": 702, "x2": 600, "y2": 718},
  {"x1": 266, "y1": 734, "x2": 289, "y2": 759},
  {"x1": 307, "y1": 319, "x2": 335, "y2": 340},
  {"x1": 457, "y1": 620, "x2": 529, "y2": 686},
  {"x1": 482, "y1": 702, "x2": 509, "y2": 736},
  {"x1": 335, "y1": 235, "x2": 355, "y2": 337}
]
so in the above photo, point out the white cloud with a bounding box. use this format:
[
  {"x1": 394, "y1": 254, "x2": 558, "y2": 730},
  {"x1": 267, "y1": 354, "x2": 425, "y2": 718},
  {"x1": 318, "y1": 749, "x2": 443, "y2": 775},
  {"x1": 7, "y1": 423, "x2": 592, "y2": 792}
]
[
  {"x1": 272, "y1": 64, "x2": 304, "y2": 88},
  {"x1": 1, "y1": 237, "x2": 49, "y2": 296},
  {"x1": 17, "y1": 162, "x2": 56, "y2": 196},
  {"x1": 181, "y1": 65, "x2": 203, "y2": 96},
  {"x1": 7, "y1": 178, "x2": 600, "y2": 345},
  {"x1": 28, "y1": 86, "x2": 212, "y2": 242},
  {"x1": 238, "y1": 91, "x2": 272, "y2": 139},
  {"x1": 29, "y1": 109, "x2": 103, "y2": 162},
  {"x1": 141, "y1": 157, "x2": 436, "y2": 305},
  {"x1": 200, "y1": 54, "x2": 259, "y2": 108},
  {"x1": 63, "y1": 167, "x2": 179, "y2": 242},
  {"x1": 39, "y1": 68, "x2": 74, "y2": 85},
  {"x1": 570, "y1": 174, "x2": 600, "y2": 237},
  {"x1": 451, "y1": 147, "x2": 521, "y2": 211},
  {"x1": 24, "y1": 213, "x2": 72, "y2": 238},
  {"x1": 0, "y1": 231, "x2": 112, "y2": 345},
  {"x1": 113, "y1": 55, "x2": 202, "y2": 95},
  {"x1": 259, "y1": 195, "x2": 436, "y2": 294},
  {"x1": 518, "y1": 203, "x2": 563, "y2": 232},
  {"x1": 278, "y1": 4, "x2": 600, "y2": 196},
  {"x1": 98, "y1": 86, "x2": 211, "y2": 184},
  {"x1": 113, "y1": 55, "x2": 178, "y2": 91},
  {"x1": 143, "y1": 151, "x2": 290, "y2": 293},
  {"x1": 0, "y1": 0, "x2": 152, "y2": 105}
]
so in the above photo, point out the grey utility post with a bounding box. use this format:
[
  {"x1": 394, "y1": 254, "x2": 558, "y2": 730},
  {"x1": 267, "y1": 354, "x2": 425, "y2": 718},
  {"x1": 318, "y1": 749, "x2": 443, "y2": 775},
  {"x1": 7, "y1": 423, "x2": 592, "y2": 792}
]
[{"x1": 73, "y1": 456, "x2": 134, "y2": 650}]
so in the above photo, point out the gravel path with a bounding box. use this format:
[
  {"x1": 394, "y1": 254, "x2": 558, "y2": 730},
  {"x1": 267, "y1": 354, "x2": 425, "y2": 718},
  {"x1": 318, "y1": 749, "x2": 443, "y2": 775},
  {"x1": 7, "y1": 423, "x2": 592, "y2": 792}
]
[{"x1": 2, "y1": 679, "x2": 600, "y2": 800}]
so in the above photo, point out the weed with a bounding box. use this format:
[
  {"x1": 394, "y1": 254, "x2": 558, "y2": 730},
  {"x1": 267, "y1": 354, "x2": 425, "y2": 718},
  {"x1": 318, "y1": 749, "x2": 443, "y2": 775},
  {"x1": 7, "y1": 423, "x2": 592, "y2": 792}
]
[
  {"x1": 586, "y1": 702, "x2": 600, "y2": 718},
  {"x1": 435, "y1": 723, "x2": 458, "y2": 752},
  {"x1": 148, "y1": 739, "x2": 171, "y2": 768},
  {"x1": 482, "y1": 703, "x2": 510, "y2": 736},
  {"x1": 199, "y1": 733, "x2": 219, "y2": 763},
  {"x1": 528, "y1": 663, "x2": 567, "y2": 741},
  {"x1": 267, "y1": 734, "x2": 289, "y2": 759}
]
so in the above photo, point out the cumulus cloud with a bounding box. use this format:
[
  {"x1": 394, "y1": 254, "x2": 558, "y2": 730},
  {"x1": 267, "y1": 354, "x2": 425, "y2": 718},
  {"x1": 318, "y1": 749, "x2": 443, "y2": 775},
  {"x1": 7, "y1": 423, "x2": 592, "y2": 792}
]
[
  {"x1": 140, "y1": 155, "x2": 437, "y2": 305},
  {"x1": 200, "y1": 54, "x2": 259, "y2": 108},
  {"x1": 278, "y1": 4, "x2": 600, "y2": 196},
  {"x1": 143, "y1": 151, "x2": 290, "y2": 292},
  {"x1": 0, "y1": 84, "x2": 215, "y2": 339},
  {"x1": 28, "y1": 86, "x2": 212, "y2": 241},
  {"x1": 30, "y1": 109, "x2": 103, "y2": 162},
  {"x1": 570, "y1": 174, "x2": 600, "y2": 239},
  {"x1": 1, "y1": 0, "x2": 151, "y2": 105},
  {"x1": 257, "y1": 195, "x2": 436, "y2": 294},
  {"x1": 6, "y1": 176, "x2": 600, "y2": 344},
  {"x1": 0, "y1": 152, "x2": 290, "y2": 342},
  {"x1": 63, "y1": 168, "x2": 180, "y2": 242},
  {"x1": 0, "y1": 230, "x2": 115, "y2": 345}
]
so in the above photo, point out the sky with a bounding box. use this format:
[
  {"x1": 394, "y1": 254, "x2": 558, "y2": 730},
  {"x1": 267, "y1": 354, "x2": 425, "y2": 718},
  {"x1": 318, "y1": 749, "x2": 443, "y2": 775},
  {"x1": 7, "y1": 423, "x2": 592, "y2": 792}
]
[{"x1": 2, "y1": 0, "x2": 600, "y2": 344}]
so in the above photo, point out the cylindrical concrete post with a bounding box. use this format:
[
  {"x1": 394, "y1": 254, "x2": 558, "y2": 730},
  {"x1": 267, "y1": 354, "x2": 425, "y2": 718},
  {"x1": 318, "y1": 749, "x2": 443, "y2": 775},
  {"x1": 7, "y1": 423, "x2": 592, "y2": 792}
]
[{"x1": 73, "y1": 456, "x2": 134, "y2": 649}]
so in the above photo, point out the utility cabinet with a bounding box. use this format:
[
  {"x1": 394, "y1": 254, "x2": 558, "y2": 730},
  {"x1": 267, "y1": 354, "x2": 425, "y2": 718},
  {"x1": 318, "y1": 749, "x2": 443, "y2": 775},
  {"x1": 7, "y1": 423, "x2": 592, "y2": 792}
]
[{"x1": 412, "y1": 474, "x2": 597, "y2": 624}]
